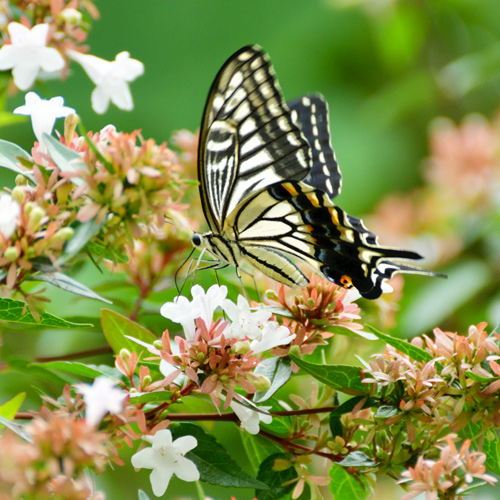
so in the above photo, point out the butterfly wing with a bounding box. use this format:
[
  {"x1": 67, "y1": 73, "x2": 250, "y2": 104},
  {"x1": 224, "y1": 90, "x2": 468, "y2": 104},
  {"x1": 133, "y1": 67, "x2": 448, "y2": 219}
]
[
  {"x1": 198, "y1": 45, "x2": 312, "y2": 233},
  {"x1": 288, "y1": 94, "x2": 342, "y2": 199},
  {"x1": 228, "y1": 180, "x2": 436, "y2": 299}
]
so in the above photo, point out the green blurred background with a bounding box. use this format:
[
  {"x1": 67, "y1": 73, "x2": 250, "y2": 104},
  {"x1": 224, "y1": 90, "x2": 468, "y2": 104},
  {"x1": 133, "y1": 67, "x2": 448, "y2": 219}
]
[{"x1": 3, "y1": 0, "x2": 500, "y2": 498}]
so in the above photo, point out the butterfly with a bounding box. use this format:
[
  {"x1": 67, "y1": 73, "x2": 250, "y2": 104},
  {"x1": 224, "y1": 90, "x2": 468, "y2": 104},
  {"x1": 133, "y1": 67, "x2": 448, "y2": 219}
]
[{"x1": 191, "y1": 45, "x2": 439, "y2": 299}]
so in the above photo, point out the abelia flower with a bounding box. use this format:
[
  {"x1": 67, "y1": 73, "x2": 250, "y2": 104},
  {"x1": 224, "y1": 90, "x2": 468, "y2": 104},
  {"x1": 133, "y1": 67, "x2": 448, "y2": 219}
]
[
  {"x1": 14, "y1": 92, "x2": 75, "y2": 151},
  {"x1": 0, "y1": 193, "x2": 20, "y2": 239},
  {"x1": 0, "y1": 22, "x2": 64, "y2": 90},
  {"x1": 68, "y1": 50, "x2": 144, "y2": 113},
  {"x1": 131, "y1": 429, "x2": 199, "y2": 497},
  {"x1": 229, "y1": 399, "x2": 272, "y2": 435},
  {"x1": 250, "y1": 321, "x2": 295, "y2": 354},
  {"x1": 223, "y1": 295, "x2": 272, "y2": 340},
  {"x1": 75, "y1": 377, "x2": 127, "y2": 427}
]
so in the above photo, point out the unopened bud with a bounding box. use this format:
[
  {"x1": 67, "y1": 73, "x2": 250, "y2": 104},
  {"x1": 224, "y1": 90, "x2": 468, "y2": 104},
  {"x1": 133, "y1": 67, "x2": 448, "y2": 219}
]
[
  {"x1": 219, "y1": 375, "x2": 229, "y2": 383},
  {"x1": 4, "y1": 246, "x2": 19, "y2": 262},
  {"x1": 53, "y1": 227, "x2": 74, "y2": 243},
  {"x1": 28, "y1": 206, "x2": 45, "y2": 232},
  {"x1": 289, "y1": 345, "x2": 301, "y2": 357},
  {"x1": 59, "y1": 8, "x2": 82, "y2": 25},
  {"x1": 142, "y1": 375, "x2": 152, "y2": 387},
  {"x1": 153, "y1": 340, "x2": 163, "y2": 350},
  {"x1": 264, "y1": 289, "x2": 278, "y2": 301},
  {"x1": 11, "y1": 187, "x2": 25, "y2": 205},
  {"x1": 15, "y1": 175, "x2": 29, "y2": 186},
  {"x1": 119, "y1": 348, "x2": 131, "y2": 364},
  {"x1": 232, "y1": 340, "x2": 251, "y2": 355},
  {"x1": 64, "y1": 112, "x2": 80, "y2": 143},
  {"x1": 252, "y1": 374, "x2": 271, "y2": 392}
]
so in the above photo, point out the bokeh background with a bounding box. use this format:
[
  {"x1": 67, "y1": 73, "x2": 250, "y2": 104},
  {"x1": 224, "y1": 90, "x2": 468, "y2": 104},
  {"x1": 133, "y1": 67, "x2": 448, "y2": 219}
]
[{"x1": 2, "y1": 0, "x2": 500, "y2": 498}]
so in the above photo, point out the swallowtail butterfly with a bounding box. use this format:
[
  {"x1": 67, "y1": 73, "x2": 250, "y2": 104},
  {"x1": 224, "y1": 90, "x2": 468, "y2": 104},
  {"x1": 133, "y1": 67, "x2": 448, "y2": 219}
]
[{"x1": 191, "y1": 45, "x2": 438, "y2": 299}]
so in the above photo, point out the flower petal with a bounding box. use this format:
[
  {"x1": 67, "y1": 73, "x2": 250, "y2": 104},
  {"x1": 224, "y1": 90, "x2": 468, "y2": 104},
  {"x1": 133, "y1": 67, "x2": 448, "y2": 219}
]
[
  {"x1": 131, "y1": 447, "x2": 155, "y2": 469},
  {"x1": 173, "y1": 435, "x2": 198, "y2": 454},
  {"x1": 39, "y1": 47, "x2": 65, "y2": 72},
  {"x1": 172, "y1": 456, "x2": 200, "y2": 482},
  {"x1": 150, "y1": 467, "x2": 173, "y2": 497}
]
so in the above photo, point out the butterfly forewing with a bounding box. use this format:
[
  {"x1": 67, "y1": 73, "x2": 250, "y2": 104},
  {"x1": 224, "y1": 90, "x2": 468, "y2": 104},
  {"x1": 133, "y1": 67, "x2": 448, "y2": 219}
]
[
  {"x1": 288, "y1": 95, "x2": 342, "y2": 199},
  {"x1": 199, "y1": 46, "x2": 312, "y2": 232}
]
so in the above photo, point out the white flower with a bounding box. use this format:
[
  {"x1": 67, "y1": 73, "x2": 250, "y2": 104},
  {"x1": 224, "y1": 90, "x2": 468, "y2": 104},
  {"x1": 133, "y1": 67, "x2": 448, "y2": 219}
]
[
  {"x1": 131, "y1": 429, "x2": 199, "y2": 497},
  {"x1": 14, "y1": 92, "x2": 75, "y2": 151},
  {"x1": 0, "y1": 194, "x2": 20, "y2": 239},
  {"x1": 0, "y1": 23, "x2": 64, "y2": 90},
  {"x1": 161, "y1": 285, "x2": 227, "y2": 340},
  {"x1": 223, "y1": 295, "x2": 272, "y2": 340},
  {"x1": 229, "y1": 399, "x2": 272, "y2": 435},
  {"x1": 191, "y1": 284, "x2": 228, "y2": 328},
  {"x1": 68, "y1": 50, "x2": 144, "y2": 114},
  {"x1": 75, "y1": 376, "x2": 127, "y2": 427},
  {"x1": 249, "y1": 322, "x2": 296, "y2": 354}
]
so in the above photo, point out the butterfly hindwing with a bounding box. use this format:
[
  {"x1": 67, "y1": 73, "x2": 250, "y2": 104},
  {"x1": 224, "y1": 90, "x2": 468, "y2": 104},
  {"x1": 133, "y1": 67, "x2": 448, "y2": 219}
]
[
  {"x1": 198, "y1": 45, "x2": 312, "y2": 232},
  {"x1": 288, "y1": 95, "x2": 342, "y2": 199}
]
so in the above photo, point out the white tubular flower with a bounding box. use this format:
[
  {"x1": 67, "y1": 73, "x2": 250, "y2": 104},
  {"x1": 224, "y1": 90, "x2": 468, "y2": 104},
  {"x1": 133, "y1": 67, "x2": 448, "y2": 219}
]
[
  {"x1": 0, "y1": 23, "x2": 64, "y2": 90},
  {"x1": 0, "y1": 193, "x2": 21, "y2": 239},
  {"x1": 68, "y1": 50, "x2": 144, "y2": 114},
  {"x1": 191, "y1": 284, "x2": 228, "y2": 328},
  {"x1": 131, "y1": 429, "x2": 200, "y2": 497},
  {"x1": 14, "y1": 92, "x2": 75, "y2": 150},
  {"x1": 161, "y1": 285, "x2": 227, "y2": 339},
  {"x1": 223, "y1": 295, "x2": 272, "y2": 340},
  {"x1": 75, "y1": 376, "x2": 127, "y2": 427},
  {"x1": 229, "y1": 399, "x2": 272, "y2": 435},
  {"x1": 249, "y1": 322, "x2": 296, "y2": 354}
]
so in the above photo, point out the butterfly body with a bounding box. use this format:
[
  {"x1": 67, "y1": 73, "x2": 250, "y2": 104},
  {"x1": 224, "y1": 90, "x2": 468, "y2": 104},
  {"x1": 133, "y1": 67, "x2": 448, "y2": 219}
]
[{"x1": 192, "y1": 45, "x2": 439, "y2": 299}]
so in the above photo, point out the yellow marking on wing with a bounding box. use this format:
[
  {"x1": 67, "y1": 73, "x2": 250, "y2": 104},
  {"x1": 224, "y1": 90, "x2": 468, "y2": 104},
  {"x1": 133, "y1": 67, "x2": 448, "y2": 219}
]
[
  {"x1": 306, "y1": 192, "x2": 320, "y2": 208},
  {"x1": 283, "y1": 183, "x2": 299, "y2": 197}
]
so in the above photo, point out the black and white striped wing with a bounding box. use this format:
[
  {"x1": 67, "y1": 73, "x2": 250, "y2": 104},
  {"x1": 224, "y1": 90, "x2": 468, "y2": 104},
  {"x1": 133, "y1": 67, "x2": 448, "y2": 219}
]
[
  {"x1": 229, "y1": 181, "x2": 435, "y2": 299},
  {"x1": 198, "y1": 45, "x2": 312, "y2": 233},
  {"x1": 288, "y1": 95, "x2": 342, "y2": 199}
]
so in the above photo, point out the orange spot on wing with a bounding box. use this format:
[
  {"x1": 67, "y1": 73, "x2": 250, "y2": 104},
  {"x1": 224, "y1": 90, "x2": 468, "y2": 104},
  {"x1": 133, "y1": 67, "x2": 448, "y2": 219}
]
[
  {"x1": 306, "y1": 192, "x2": 320, "y2": 207},
  {"x1": 340, "y1": 275, "x2": 353, "y2": 289}
]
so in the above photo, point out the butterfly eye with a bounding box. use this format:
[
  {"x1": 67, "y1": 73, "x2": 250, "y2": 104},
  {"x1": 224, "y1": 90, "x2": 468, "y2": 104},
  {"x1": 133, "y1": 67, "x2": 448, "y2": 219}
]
[{"x1": 192, "y1": 234, "x2": 203, "y2": 247}]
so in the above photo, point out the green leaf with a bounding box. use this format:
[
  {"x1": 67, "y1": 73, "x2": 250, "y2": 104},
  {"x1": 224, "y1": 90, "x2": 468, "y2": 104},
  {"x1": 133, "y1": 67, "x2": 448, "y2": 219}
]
[
  {"x1": 129, "y1": 391, "x2": 173, "y2": 405},
  {"x1": 375, "y1": 405, "x2": 399, "y2": 419},
  {"x1": 0, "y1": 393, "x2": 25, "y2": 425},
  {"x1": 290, "y1": 355, "x2": 366, "y2": 394},
  {"x1": 240, "y1": 433, "x2": 283, "y2": 475},
  {"x1": 0, "y1": 297, "x2": 93, "y2": 328},
  {"x1": 0, "y1": 416, "x2": 31, "y2": 442},
  {"x1": 43, "y1": 133, "x2": 87, "y2": 185},
  {"x1": 31, "y1": 271, "x2": 112, "y2": 303},
  {"x1": 9, "y1": 357, "x2": 71, "y2": 386},
  {"x1": 0, "y1": 138, "x2": 35, "y2": 182},
  {"x1": 366, "y1": 325, "x2": 433, "y2": 364},
  {"x1": 339, "y1": 451, "x2": 377, "y2": 467},
  {"x1": 57, "y1": 219, "x2": 106, "y2": 265},
  {"x1": 256, "y1": 453, "x2": 297, "y2": 500},
  {"x1": 101, "y1": 309, "x2": 158, "y2": 356},
  {"x1": 32, "y1": 361, "x2": 109, "y2": 379},
  {"x1": 254, "y1": 357, "x2": 292, "y2": 403},
  {"x1": 329, "y1": 463, "x2": 372, "y2": 500},
  {"x1": 329, "y1": 413, "x2": 343, "y2": 438},
  {"x1": 465, "y1": 371, "x2": 497, "y2": 383},
  {"x1": 171, "y1": 423, "x2": 268, "y2": 489},
  {"x1": 483, "y1": 432, "x2": 500, "y2": 476}
]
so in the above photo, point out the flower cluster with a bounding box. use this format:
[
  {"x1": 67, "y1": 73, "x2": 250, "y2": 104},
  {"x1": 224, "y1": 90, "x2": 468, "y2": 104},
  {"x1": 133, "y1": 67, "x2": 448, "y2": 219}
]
[
  {"x1": 266, "y1": 274, "x2": 368, "y2": 358},
  {"x1": 137, "y1": 285, "x2": 295, "y2": 408},
  {"x1": 399, "y1": 436, "x2": 496, "y2": 500},
  {"x1": 0, "y1": 99, "x2": 197, "y2": 312},
  {"x1": 368, "y1": 114, "x2": 500, "y2": 268},
  {"x1": 0, "y1": 2, "x2": 144, "y2": 113},
  {"x1": 0, "y1": 404, "x2": 113, "y2": 499}
]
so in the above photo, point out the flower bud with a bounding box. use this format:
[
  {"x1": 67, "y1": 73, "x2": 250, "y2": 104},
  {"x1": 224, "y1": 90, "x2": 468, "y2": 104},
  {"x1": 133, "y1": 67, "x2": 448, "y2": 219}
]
[
  {"x1": 27, "y1": 206, "x2": 45, "y2": 233},
  {"x1": 264, "y1": 289, "x2": 278, "y2": 301},
  {"x1": 15, "y1": 175, "x2": 29, "y2": 186},
  {"x1": 64, "y1": 112, "x2": 80, "y2": 144},
  {"x1": 4, "y1": 246, "x2": 19, "y2": 262},
  {"x1": 153, "y1": 340, "x2": 163, "y2": 350},
  {"x1": 11, "y1": 187, "x2": 26, "y2": 204},
  {"x1": 119, "y1": 348, "x2": 131, "y2": 364},
  {"x1": 252, "y1": 374, "x2": 271, "y2": 392},
  {"x1": 232, "y1": 340, "x2": 251, "y2": 355},
  {"x1": 59, "y1": 8, "x2": 82, "y2": 25},
  {"x1": 53, "y1": 227, "x2": 74, "y2": 243},
  {"x1": 289, "y1": 345, "x2": 301, "y2": 357},
  {"x1": 142, "y1": 375, "x2": 152, "y2": 387}
]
